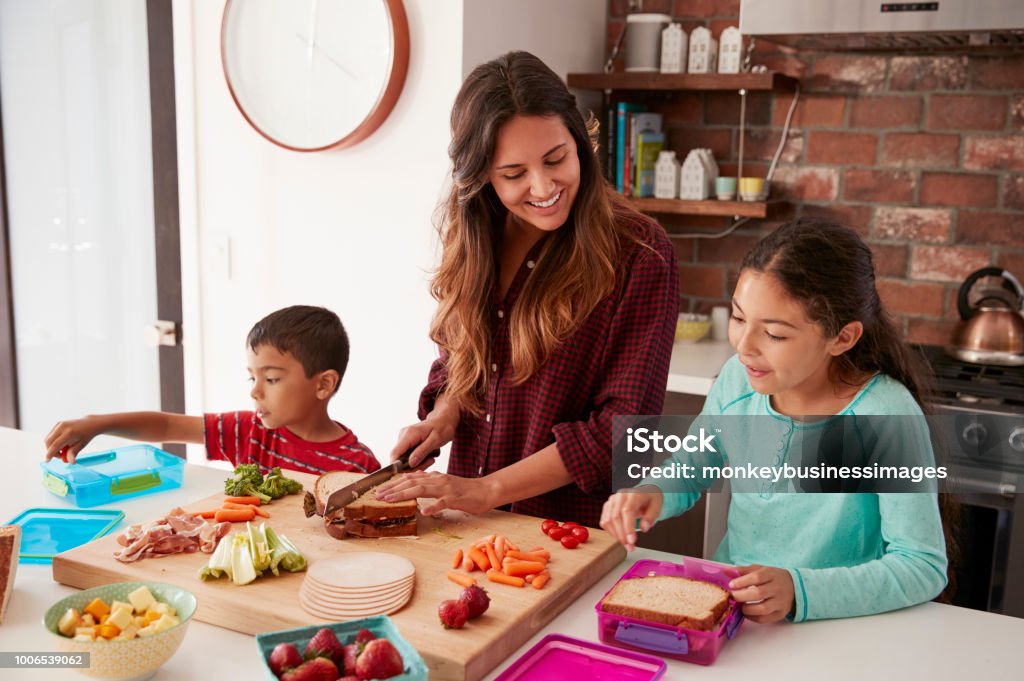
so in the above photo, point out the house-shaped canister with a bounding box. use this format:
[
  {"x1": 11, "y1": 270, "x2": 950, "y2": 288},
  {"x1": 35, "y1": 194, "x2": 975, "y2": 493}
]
[
  {"x1": 679, "y1": 150, "x2": 710, "y2": 200},
  {"x1": 660, "y1": 23, "x2": 686, "y2": 74},
  {"x1": 718, "y1": 26, "x2": 742, "y2": 74},
  {"x1": 688, "y1": 26, "x2": 718, "y2": 74}
]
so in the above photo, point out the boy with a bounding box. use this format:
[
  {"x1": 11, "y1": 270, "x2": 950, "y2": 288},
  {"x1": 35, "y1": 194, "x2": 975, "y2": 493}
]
[{"x1": 43, "y1": 305, "x2": 380, "y2": 475}]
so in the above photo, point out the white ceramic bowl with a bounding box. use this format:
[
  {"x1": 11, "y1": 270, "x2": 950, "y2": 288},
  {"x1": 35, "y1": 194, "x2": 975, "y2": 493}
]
[{"x1": 42, "y1": 582, "x2": 196, "y2": 681}]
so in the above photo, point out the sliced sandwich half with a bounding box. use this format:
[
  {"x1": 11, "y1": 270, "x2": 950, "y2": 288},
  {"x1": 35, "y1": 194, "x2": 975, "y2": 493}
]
[
  {"x1": 599, "y1": 575, "x2": 731, "y2": 632},
  {"x1": 308, "y1": 470, "x2": 418, "y2": 540}
]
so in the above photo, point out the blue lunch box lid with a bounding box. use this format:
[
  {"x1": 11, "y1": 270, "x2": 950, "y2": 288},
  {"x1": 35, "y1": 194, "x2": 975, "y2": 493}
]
[{"x1": 5, "y1": 507, "x2": 124, "y2": 563}]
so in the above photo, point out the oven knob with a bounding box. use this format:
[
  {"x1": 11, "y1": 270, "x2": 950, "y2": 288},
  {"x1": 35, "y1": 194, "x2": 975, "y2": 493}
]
[
  {"x1": 1009, "y1": 427, "x2": 1024, "y2": 453},
  {"x1": 962, "y1": 421, "x2": 988, "y2": 447}
]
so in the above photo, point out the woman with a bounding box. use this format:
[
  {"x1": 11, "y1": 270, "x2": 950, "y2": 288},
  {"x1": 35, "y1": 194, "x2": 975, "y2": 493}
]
[{"x1": 377, "y1": 51, "x2": 678, "y2": 528}]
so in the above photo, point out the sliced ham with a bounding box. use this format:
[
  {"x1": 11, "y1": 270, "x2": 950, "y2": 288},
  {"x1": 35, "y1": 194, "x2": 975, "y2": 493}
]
[{"x1": 113, "y1": 508, "x2": 231, "y2": 563}]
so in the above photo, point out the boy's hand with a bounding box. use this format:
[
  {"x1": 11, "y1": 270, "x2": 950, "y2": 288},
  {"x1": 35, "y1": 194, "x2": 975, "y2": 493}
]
[
  {"x1": 390, "y1": 398, "x2": 460, "y2": 469},
  {"x1": 728, "y1": 565, "x2": 796, "y2": 624},
  {"x1": 44, "y1": 417, "x2": 102, "y2": 464},
  {"x1": 599, "y1": 485, "x2": 663, "y2": 552}
]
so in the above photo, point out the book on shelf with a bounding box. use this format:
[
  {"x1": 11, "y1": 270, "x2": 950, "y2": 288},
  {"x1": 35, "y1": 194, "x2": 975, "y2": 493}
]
[
  {"x1": 633, "y1": 131, "x2": 665, "y2": 198},
  {"x1": 628, "y1": 113, "x2": 663, "y2": 197},
  {"x1": 615, "y1": 102, "x2": 644, "y2": 194}
]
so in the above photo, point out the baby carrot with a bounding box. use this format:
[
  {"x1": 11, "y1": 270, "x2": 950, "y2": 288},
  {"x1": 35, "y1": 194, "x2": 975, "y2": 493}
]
[
  {"x1": 452, "y1": 548, "x2": 463, "y2": 570},
  {"x1": 524, "y1": 574, "x2": 535, "y2": 583},
  {"x1": 503, "y1": 559, "x2": 546, "y2": 577},
  {"x1": 223, "y1": 501, "x2": 269, "y2": 518},
  {"x1": 463, "y1": 555, "x2": 477, "y2": 572},
  {"x1": 532, "y1": 571, "x2": 551, "y2": 590},
  {"x1": 223, "y1": 496, "x2": 262, "y2": 506},
  {"x1": 484, "y1": 543, "x2": 500, "y2": 572},
  {"x1": 447, "y1": 570, "x2": 477, "y2": 588},
  {"x1": 494, "y1": 535, "x2": 506, "y2": 564},
  {"x1": 507, "y1": 549, "x2": 549, "y2": 564},
  {"x1": 486, "y1": 569, "x2": 525, "y2": 588},
  {"x1": 193, "y1": 510, "x2": 217, "y2": 519},
  {"x1": 468, "y1": 546, "x2": 490, "y2": 572},
  {"x1": 214, "y1": 507, "x2": 256, "y2": 523}
]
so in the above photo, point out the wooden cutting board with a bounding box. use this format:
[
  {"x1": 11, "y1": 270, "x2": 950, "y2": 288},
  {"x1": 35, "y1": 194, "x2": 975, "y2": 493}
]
[{"x1": 52, "y1": 471, "x2": 626, "y2": 680}]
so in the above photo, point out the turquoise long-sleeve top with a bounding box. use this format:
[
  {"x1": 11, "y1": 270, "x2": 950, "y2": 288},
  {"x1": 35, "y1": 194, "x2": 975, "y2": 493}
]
[{"x1": 648, "y1": 355, "x2": 948, "y2": 622}]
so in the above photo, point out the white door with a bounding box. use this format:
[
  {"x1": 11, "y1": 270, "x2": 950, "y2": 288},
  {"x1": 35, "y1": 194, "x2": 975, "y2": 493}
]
[{"x1": 0, "y1": 0, "x2": 182, "y2": 444}]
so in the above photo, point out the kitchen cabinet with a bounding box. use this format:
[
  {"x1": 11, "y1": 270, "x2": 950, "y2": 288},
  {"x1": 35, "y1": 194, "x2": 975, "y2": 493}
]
[{"x1": 567, "y1": 71, "x2": 798, "y2": 218}]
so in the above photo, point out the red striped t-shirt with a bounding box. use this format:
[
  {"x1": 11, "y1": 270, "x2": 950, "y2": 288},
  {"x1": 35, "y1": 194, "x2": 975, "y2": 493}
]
[{"x1": 203, "y1": 411, "x2": 380, "y2": 475}]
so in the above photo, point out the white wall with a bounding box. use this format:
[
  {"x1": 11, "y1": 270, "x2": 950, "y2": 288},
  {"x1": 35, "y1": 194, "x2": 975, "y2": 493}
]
[{"x1": 176, "y1": 0, "x2": 605, "y2": 468}]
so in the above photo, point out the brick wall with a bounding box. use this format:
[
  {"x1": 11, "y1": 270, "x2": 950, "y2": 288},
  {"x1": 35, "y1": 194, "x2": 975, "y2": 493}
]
[{"x1": 606, "y1": 0, "x2": 1024, "y2": 345}]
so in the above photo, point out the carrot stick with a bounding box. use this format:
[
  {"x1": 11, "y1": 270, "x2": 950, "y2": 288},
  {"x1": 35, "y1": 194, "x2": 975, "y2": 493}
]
[
  {"x1": 486, "y1": 569, "x2": 525, "y2": 588},
  {"x1": 468, "y1": 546, "x2": 490, "y2": 572},
  {"x1": 463, "y1": 555, "x2": 477, "y2": 572},
  {"x1": 447, "y1": 570, "x2": 477, "y2": 588},
  {"x1": 494, "y1": 536, "x2": 506, "y2": 564},
  {"x1": 505, "y1": 539, "x2": 519, "y2": 552},
  {"x1": 194, "y1": 510, "x2": 217, "y2": 519},
  {"x1": 507, "y1": 549, "x2": 549, "y2": 564},
  {"x1": 223, "y1": 501, "x2": 269, "y2": 517},
  {"x1": 223, "y1": 496, "x2": 262, "y2": 506},
  {"x1": 214, "y1": 508, "x2": 256, "y2": 523},
  {"x1": 503, "y1": 559, "x2": 546, "y2": 577},
  {"x1": 524, "y1": 574, "x2": 535, "y2": 583},
  {"x1": 532, "y1": 571, "x2": 551, "y2": 590},
  {"x1": 452, "y1": 548, "x2": 463, "y2": 570},
  {"x1": 484, "y1": 543, "x2": 500, "y2": 572}
]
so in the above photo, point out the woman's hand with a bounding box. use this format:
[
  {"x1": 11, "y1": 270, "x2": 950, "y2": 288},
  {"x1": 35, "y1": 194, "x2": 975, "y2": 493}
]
[
  {"x1": 376, "y1": 471, "x2": 497, "y2": 516},
  {"x1": 599, "y1": 485, "x2": 664, "y2": 552},
  {"x1": 728, "y1": 565, "x2": 795, "y2": 624},
  {"x1": 390, "y1": 397, "x2": 460, "y2": 469},
  {"x1": 44, "y1": 417, "x2": 102, "y2": 463}
]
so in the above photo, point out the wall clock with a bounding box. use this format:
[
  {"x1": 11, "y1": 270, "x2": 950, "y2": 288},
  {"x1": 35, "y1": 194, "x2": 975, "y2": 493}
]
[{"x1": 221, "y1": 0, "x2": 410, "y2": 152}]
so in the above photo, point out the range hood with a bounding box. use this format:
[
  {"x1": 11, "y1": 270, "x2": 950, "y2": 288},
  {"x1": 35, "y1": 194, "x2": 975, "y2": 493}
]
[{"x1": 740, "y1": 0, "x2": 1024, "y2": 51}]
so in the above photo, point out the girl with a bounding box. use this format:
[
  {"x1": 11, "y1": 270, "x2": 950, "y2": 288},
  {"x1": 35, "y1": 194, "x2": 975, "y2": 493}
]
[
  {"x1": 601, "y1": 218, "x2": 950, "y2": 623},
  {"x1": 377, "y1": 51, "x2": 678, "y2": 527}
]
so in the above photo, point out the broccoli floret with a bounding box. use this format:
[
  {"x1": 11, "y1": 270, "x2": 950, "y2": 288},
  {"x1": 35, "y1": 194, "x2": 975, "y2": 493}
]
[
  {"x1": 257, "y1": 467, "x2": 304, "y2": 499},
  {"x1": 224, "y1": 464, "x2": 272, "y2": 503}
]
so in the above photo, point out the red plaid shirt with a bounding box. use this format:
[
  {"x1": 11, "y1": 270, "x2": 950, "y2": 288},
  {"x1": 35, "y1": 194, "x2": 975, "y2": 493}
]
[
  {"x1": 419, "y1": 211, "x2": 678, "y2": 527},
  {"x1": 203, "y1": 411, "x2": 380, "y2": 475}
]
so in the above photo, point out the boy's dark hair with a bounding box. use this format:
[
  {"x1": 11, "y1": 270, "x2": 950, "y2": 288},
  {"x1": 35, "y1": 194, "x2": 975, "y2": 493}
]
[{"x1": 246, "y1": 306, "x2": 349, "y2": 393}]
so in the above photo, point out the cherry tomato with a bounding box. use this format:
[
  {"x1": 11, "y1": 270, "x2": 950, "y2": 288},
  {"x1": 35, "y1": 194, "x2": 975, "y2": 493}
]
[
  {"x1": 560, "y1": 535, "x2": 580, "y2": 549},
  {"x1": 540, "y1": 519, "x2": 560, "y2": 533},
  {"x1": 570, "y1": 526, "x2": 589, "y2": 543},
  {"x1": 561, "y1": 521, "x2": 580, "y2": 529},
  {"x1": 547, "y1": 526, "x2": 569, "y2": 540}
]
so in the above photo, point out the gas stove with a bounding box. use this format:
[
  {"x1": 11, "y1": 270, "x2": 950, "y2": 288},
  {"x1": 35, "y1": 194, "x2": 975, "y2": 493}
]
[{"x1": 916, "y1": 344, "x2": 1024, "y2": 416}]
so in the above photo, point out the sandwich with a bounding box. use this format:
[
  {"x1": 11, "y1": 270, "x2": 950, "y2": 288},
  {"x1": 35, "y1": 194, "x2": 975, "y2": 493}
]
[
  {"x1": 305, "y1": 470, "x2": 418, "y2": 540},
  {"x1": 599, "y1": 575, "x2": 731, "y2": 632},
  {"x1": 0, "y1": 525, "x2": 21, "y2": 624}
]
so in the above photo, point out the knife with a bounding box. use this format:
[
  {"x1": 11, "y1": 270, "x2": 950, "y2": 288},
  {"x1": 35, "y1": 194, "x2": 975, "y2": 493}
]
[{"x1": 321, "y1": 447, "x2": 438, "y2": 518}]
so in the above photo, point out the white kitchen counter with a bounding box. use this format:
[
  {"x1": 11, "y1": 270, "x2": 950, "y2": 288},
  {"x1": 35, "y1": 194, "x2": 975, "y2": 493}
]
[
  {"x1": 667, "y1": 338, "x2": 735, "y2": 396},
  {"x1": 2, "y1": 425, "x2": 1022, "y2": 680}
]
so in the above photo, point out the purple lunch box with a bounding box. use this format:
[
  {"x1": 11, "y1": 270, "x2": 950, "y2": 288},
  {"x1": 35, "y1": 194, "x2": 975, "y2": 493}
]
[
  {"x1": 594, "y1": 557, "x2": 744, "y2": 666},
  {"x1": 495, "y1": 634, "x2": 667, "y2": 681}
]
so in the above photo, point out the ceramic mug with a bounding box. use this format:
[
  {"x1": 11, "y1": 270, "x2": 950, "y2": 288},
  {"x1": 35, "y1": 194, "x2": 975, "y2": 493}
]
[
  {"x1": 739, "y1": 177, "x2": 767, "y2": 201},
  {"x1": 715, "y1": 177, "x2": 737, "y2": 201}
]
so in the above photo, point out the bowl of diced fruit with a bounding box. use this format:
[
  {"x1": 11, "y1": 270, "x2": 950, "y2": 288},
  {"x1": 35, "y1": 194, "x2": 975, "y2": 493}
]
[
  {"x1": 43, "y1": 582, "x2": 196, "y2": 681},
  {"x1": 256, "y1": 614, "x2": 428, "y2": 681}
]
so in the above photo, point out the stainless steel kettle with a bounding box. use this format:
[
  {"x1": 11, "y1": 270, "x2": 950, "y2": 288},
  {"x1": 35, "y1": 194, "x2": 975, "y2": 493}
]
[{"x1": 947, "y1": 267, "x2": 1024, "y2": 366}]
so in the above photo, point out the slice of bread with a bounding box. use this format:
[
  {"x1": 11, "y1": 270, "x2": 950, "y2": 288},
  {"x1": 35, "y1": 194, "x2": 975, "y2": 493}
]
[
  {"x1": 313, "y1": 471, "x2": 417, "y2": 540},
  {"x1": 600, "y1": 575, "x2": 730, "y2": 632},
  {"x1": 0, "y1": 525, "x2": 21, "y2": 624},
  {"x1": 342, "y1": 481, "x2": 417, "y2": 521}
]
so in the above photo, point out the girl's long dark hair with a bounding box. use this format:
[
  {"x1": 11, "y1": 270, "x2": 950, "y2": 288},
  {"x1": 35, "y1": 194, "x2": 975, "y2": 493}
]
[{"x1": 742, "y1": 218, "x2": 959, "y2": 603}]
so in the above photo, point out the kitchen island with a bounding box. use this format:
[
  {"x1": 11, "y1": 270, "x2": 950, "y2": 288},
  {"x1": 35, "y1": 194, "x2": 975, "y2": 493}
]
[{"x1": 2, "y1": 425, "x2": 1022, "y2": 680}]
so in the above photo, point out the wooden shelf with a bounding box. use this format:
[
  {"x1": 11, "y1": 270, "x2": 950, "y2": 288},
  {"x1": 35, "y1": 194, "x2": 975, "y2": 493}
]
[
  {"x1": 629, "y1": 197, "x2": 773, "y2": 218},
  {"x1": 567, "y1": 71, "x2": 797, "y2": 92}
]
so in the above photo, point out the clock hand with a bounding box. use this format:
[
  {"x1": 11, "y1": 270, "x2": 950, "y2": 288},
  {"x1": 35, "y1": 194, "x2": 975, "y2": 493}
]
[{"x1": 294, "y1": 32, "x2": 356, "y2": 80}]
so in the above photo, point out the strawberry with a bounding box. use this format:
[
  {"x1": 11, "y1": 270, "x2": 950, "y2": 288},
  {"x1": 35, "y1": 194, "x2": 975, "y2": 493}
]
[
  {"x1": 355, "y1": 638, "x2": 405, "y2": 680},
  {"x1": 304, "y1": 627, "x2": 344, "y2": 665},
  {"x1": 438, "y1": 599, "x2": 470, "y2": 629},
  {"x1": 354, "y1": 627, "x2": 376, "y2": 646},
  {"x1": 343, "y1": 643, "x2": 360, "y2": 676},
  {"x1": 268, "y1": 642, "x2": 303, "y2": 678},
  {"x1": 458, "y1": 585, "x2": 491, "y2": 619},
  {"x1": 338, "y1": 677, "x2": 359, "y2": 681},
  {"x1": 281, "y1": 657, "x2": 339, "y2": 681}
]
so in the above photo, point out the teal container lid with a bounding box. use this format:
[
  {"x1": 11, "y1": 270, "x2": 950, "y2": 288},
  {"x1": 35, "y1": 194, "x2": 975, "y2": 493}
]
[{"x1": 6, "y1": 507, "x2": 124, "y2": 564}]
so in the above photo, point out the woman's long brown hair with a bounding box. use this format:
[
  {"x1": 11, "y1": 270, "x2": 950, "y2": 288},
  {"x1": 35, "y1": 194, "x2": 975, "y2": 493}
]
[
  {"x1": 431, "y1": 51, "x2": 644, "y2": 415},
  {"x1": 741, "y1": 218, "x2": 960, "y2": 603}
]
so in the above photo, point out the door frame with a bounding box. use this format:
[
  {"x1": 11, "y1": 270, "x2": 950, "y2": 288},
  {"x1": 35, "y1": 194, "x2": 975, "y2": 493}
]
[{"x1": 0, "y1": 0, "x2": 185, "y2": 444}]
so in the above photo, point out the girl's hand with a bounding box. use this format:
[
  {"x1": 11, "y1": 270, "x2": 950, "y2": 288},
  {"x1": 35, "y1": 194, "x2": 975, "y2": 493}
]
[
  {"x1": 376, "y1": 471, "x2": 496, "y2": 516},
  {"x1": 390, "y1": 398, "x2": 460, "y2": 469},
  {"x1": 728, "y1": 564, "x2": 795, "y2": 624},
  {"x1": 599, "y1": 485, "x2": 663, "y2": 552},
  {"x1": 44, "y1": 417, "x2": 101, "y2": 463}
]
